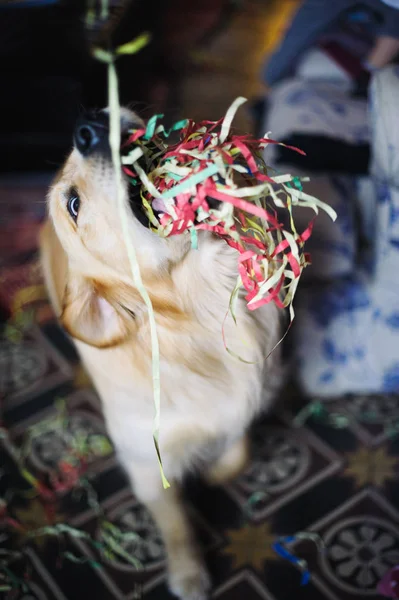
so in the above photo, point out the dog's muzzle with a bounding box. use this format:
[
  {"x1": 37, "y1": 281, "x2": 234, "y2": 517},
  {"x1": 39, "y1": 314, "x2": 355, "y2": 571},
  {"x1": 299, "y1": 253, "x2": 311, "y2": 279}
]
[{"x1": 74, "y1": 110, "x2": 111, "y2": 157}]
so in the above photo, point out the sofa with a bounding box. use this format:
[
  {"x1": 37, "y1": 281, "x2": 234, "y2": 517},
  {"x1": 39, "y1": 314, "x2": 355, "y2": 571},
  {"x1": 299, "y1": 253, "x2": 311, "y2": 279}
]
[{"x1": 261, "y1": 64, "x2": 399, "y2": 397}]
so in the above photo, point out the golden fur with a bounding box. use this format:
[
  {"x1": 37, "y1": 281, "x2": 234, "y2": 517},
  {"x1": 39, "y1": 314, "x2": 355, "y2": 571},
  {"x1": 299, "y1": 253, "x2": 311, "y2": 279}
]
[{"x1": 40, "y1": 108, "x2": 283, "y2": 600}]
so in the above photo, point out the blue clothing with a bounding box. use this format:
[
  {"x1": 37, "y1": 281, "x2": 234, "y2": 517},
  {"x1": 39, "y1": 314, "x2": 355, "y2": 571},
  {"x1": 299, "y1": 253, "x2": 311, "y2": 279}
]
[{"x1": 263, "y1": 0, "x2": 399, "y2": 86}]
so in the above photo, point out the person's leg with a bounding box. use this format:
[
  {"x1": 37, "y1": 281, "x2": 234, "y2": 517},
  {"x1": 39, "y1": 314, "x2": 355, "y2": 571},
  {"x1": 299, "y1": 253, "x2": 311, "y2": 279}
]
[
  {"x1": 352, "y1": 0, "x2": 399, "y2": 95},
  {"x1": 263, "y1": 0, "x2": 349, "y2": 86}
]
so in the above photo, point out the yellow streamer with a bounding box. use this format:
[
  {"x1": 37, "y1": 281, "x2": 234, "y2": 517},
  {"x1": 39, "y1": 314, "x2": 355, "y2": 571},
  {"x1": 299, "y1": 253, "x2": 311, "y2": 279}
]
[{"x1": 107, "y1": 60, "x2": 169, "y2": 489}]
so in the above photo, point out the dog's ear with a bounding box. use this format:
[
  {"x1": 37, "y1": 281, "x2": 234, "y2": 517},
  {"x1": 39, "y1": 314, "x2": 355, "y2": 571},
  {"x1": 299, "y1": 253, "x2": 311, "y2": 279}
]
[
  {"x1": 61, "y1": 275, "x2": 135, "y2": 348},
  {"x1": 41, "y1": 220, "x2": 133, "y2": 348},
  {"x1": 40, "y1": 220, "x2": 68, "y2": 318}
]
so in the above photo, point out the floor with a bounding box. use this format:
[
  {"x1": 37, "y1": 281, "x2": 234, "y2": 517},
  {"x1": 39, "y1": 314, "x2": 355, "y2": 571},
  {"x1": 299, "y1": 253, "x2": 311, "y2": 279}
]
[{"x1": 1, "y1": 2, "x2": 399, "y2": 600}]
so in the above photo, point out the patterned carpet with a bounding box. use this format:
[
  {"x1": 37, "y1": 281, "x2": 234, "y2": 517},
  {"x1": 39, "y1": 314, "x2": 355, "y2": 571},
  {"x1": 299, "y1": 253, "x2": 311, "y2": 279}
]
[{"x1": 1, "y1": 176, "x2": 399, "y2": 600}]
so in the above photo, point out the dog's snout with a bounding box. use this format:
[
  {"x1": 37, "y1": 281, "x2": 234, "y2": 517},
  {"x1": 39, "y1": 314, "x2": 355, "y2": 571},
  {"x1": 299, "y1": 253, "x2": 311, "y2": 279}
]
[
  {"x1": 74, "y1": 123, "x2": 100, "y2": 155},
  {"x1": 74, "y1": 111, "x2": 109, "y2": 156},
  {"x1": 73, "y1": 109, "x2": 142, "y2": 157}
]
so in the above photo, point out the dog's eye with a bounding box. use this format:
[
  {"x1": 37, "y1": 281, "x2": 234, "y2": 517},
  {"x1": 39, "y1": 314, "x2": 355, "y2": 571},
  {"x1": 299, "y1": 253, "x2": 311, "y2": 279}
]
[{"x1": 67, "y1": 192, "x2": 80, "y2": 222}]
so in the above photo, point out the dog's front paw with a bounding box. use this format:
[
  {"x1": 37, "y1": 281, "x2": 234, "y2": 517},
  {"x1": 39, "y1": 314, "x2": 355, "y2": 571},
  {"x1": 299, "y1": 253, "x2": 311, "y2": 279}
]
[{"x1": 168, "y1": 564, "x2": 211, "y2": 600}]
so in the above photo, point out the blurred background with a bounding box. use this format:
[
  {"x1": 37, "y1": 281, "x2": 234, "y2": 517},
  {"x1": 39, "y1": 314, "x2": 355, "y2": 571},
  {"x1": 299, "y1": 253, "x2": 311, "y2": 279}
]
[{"x1": 1, "y1": 1, "x2": 399, "y2": 599}]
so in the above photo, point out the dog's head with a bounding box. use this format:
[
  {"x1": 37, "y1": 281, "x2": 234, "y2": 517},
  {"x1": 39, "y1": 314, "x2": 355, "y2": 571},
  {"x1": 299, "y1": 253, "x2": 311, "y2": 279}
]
[{"x1": 46, "y1": 108, "x2": 185, "y2": 349}]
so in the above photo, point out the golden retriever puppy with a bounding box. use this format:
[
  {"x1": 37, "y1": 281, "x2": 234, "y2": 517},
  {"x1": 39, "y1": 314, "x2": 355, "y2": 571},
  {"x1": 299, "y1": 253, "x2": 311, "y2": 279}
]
[{"x1": 40, "y1": 108, "x2": 283, "y2": 600}]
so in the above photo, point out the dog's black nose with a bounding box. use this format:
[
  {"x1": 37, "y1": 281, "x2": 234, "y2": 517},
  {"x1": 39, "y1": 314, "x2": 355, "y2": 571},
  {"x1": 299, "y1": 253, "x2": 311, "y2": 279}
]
[{"x1": 74, "y1": 111, "x2": 109, "y2": 156}]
